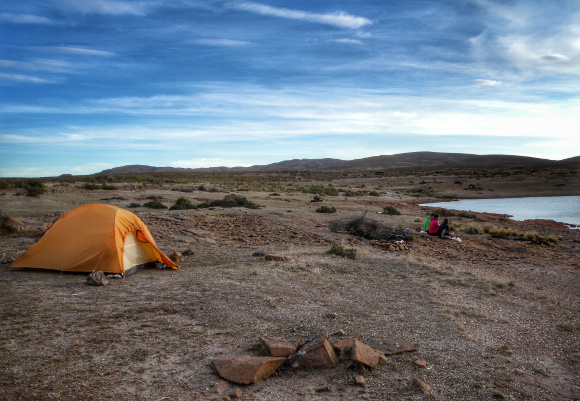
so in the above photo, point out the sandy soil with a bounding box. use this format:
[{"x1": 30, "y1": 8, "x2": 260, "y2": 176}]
[{"x1": 1, "y1": 170, "x2": 579, "y2": 401}]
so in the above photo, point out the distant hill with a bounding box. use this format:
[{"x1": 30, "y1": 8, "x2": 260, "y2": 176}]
[{"x1": 97, "y1": 152, "x2": 578, "y2": 175}]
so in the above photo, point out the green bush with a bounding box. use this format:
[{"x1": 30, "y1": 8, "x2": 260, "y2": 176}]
[
  {"x1": 200, "y1": 194, "x2": 260, "y2": 209},
  {"x1": 316, "y1": 205, "x2": 337, "y2": 213},
  {"x1": 0, "y1": 213, "x2": 16, "y2": 234},
  {"x1": 83, "y1": 183, "x2": 96, "y2": 190},
  {"x1": 327, "y1": 245, "x2": 356, "y2": 260},
  {"x1": 21, "y1": 180, "x2": 45, "y2": 197},
  {"x1": 101, "y1": 184, "x2": 116, "y2": 190},
  {"x1": 143, "y1": 201, "x2": 167, "y2": 209},
  {"x1": 128, "y1": 203, "x2": 142, "y2": 208},
  {"x1": 169, "y1": 196, "x2": 197, "y2": 210}
]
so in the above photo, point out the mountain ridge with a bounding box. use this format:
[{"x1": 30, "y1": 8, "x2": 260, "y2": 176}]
[{"x1": 97, "y1": 152, "x2": 580, "y2": 175}]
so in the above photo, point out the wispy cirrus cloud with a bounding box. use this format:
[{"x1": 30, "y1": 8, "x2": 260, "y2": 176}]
[
  {"x1": 470, "y1": 1, "x2": 580, "y2": 77},
  {"x1": 55, "y1": 0, "x2": 147, "y2": 15},
  {"x1": 0, "y1": 12, "x2": 59, "y2": 25},
  {"x1": 193, "y1": 39, "x2": 252, "y2": 47},
  {"x1": 333, "y1": 38, "x2": 364, "y2": 45},
  {"x1": 231, "y1": 2, "x2": 372, "y2": 29},
  {"x1": 34, "y1": 46, "x2": 117, "y2": 57},
  {"x1": 0, "y1": 72, "x2": 54, "y2": 84}
]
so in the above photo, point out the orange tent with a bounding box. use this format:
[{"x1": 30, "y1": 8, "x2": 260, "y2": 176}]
[{"x1": 12, "y1": 203, "x2": 179, "y2": 276}]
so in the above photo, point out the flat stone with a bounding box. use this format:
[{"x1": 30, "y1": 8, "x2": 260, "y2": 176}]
[
  {"x1": 365, "y1": 339, "x2": 417, "y2": 355},
  {"x1": 213, "y1": 356, "x2": 286, "y2": 385},
  {"x1": 186, "y1": 227, "x2": 213, "y2": 237},
  {"x1": 167, "y1": 234, "x2": 197, "y2": 243},
  {"x1": 196, "y1": 237, "x2": 217, "y2": 245},
  {"x1": 412, "y1": 378, "x2": 430, "y2": 394},
  {"x1": 414, "y1": 358, "x2": 427, "y2": 368},
  {"x1": 260, "y1": 337, "x2": 297, "y2": 358},
  {"x1": 265, "y1": 254, "x2": 288, "y2": 261},
  {"x1": 351, "y1": 339, "x2": 386, "y2": 369},
  {"x1": 156, "y1": 215, "x2": 176, "y2": 221}
]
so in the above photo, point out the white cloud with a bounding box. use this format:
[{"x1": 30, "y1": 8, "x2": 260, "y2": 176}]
[
  {"x1": 232, "y1": 2, "x2": 372, "y2": 29},
  {"x1": 0, "y1": 13, "x2": 58, "y2": 25},
  {"x1": 474, "y1": 79, "x2": 501, "y2": 86},
  {"x1": 333, "y1": 38, "x2": 364, "y2": 45},
  {"x1": 0, "y1": 72, "x2": 54, "y2": 84},
  {"x1": 194, "y1": 39, "x2": 252, "y2": 47},
  {"x1": 55, "y1": 0, "x2": 147, "y2": 15},
  {"x1": 542, "y1": 53, "x2": 570, "y2": 63},
  {"x1": 39, "y1": 46, "x2": 117, "y2": 57},
  {"x1": 470, "y1": 1, "x2": 580, "y2": 77}
]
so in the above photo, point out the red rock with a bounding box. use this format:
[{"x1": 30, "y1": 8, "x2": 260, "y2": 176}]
[
  {"x1": 216, "y1": 382, "x2": 229, "y2": 394},
  {"x1": 265, "y1": 254, "x2": 288, "y2": 261},
  {"x1": 412, "y1": 378, "x2": 430, "y2": 394},
  {"x1": 288, "y1": 338, "x2": 338, "y2": 369},
  {"x1": 213, "y1": 356, "x2": 286, "y2": 385},
  {"x1": 169, "y1": 250, "x2": 183, "y2": 263},
  {"x1": 260, "y1": 337, "x2": 297, "y2": 357},
  {"x1": 351, "y1": 339, "x2": 386, "y2": 368},
  {"x1": 230, "y1": 387, "x2": 243, "y2": 398},
  {"x1": 414, "y1": 358, "x2": 427, "y2": 368},
  {"x1": 355, "y1": 375, "x2": 366, "y2": 386}
]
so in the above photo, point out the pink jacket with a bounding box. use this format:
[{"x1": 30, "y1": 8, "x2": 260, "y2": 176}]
[{"x1": 428, "y1": 218, "x2": 439, "y2": 234}]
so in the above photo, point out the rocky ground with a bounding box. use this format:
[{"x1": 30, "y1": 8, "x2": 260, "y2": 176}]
[{"x1": 0, "y1": 172, "x2": 579, "y2": 401}]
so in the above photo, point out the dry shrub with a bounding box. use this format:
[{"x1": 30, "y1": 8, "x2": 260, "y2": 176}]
[{"x1": 330, "y1": 213, "x2": 407, "y2": 241}]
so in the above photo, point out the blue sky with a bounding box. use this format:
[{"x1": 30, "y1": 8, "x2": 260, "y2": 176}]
[{"x1": 1, "y1": 0, "x2": 579, "y2": 177}]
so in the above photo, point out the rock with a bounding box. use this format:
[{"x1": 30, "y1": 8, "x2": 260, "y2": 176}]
[
  {"x1": 230, "y1": 388, "x2": 242, "y2": 399},
  {"x1": 169, "y1": 251, "x2": 183, "y2": 263},
  {"x1": 412, "y1": 378, "x2": 430, "y2": 394},
  {"x1": 355, "y1": 375, "x2": 366, "y2": 386},
  {"x1": 156, "y1": 215, "x2": 175, "y2": 221},
  {"x1": 216, "y1": 382, "x2": 229, "y2": 394},
  {"x1": 167, "y1": 235, "x2": 197, "y2": 243},
  {"x1": 332, "y1": 337, "x2": 356, "y2": 356},
  {"x1": 196, "y1": 237, "x2": 217, "y2": 245},
  {"x1": 365, "y1": 339, "x2": 417, "y2": 355},
  {"x1": 414, "y1": 358, "x2": 427, "y2": 368},
  {"x1": 1, "y1": 252, "x2": 18, "y2": 264},
  {"x1": 186, "y1": 227, "x2": 213, "y2": 237},
  {"x1": 87, "y1": 271, "x2": 109, "y2": 286},
  {"x1": 314, "y1": 386, "x2": 330, "y2": 393},
  {"x1": 260, "y1": 337, "x2": 297, "y2": 357},
  {"x1": 351, "y1": 339, "x2": 386, "y2": 369},
  {"x1": 265, "y1": 254, "x2": 288, "y2": 261},
  {"x1": 288, "y1": 334, "x2": 338, "y2": 369},
  {"x1": 331, "y1": 329, "x2": 346, "y2": 336},
  {"x1": 213, "y1": 356, "x2": 286, "y2": 385},
  {"x1": 252, "y1": 250, "x2": 266, "y2": 257},
  {"x1": 182, "y1": 249, "x2": 194, "y2": 256}
]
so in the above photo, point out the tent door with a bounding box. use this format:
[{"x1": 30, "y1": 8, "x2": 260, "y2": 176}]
[{"x1": 122, "y1": 231, "x2": 159, "y2": 272}]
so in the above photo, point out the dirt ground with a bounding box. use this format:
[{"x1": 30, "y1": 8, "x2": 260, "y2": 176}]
[{"x1": 1, "y1": 169, "x2": 579, "y2": 401}]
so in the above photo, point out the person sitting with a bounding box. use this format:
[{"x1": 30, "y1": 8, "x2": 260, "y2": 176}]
[
  {"x1": 436, "y1": 218, "x2": 450, "y2": 238},
  {"x1": 427, "y1": 214, "x2": 439, "y2": 236},
  {"x1": 423, "y1": 213, "x2": 433, "y2": 232}
]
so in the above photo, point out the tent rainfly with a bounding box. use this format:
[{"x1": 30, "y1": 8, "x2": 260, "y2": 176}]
[{"x1": 12, "y1": 203, "x2": 179, "y2": 276}]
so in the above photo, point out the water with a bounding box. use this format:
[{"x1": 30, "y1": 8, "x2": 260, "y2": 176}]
[{"x1": 420, "y1": 196, "x2": 580, "y2": 227}]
